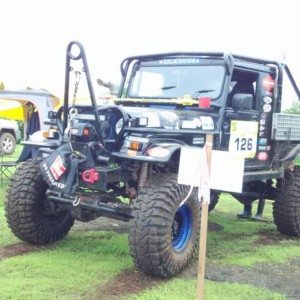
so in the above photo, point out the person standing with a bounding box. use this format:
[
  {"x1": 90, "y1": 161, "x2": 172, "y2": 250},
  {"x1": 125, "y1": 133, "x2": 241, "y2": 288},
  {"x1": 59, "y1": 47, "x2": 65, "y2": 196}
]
[
  {"x1": 17, "y1": 102, "x2": 40, "y2": 162},
  {"x1": 25, "y1": 102, "x2": 40, "y2": 140},
  {"x1": 237, "y1": 198, "x2": 265, "y2": 220}
]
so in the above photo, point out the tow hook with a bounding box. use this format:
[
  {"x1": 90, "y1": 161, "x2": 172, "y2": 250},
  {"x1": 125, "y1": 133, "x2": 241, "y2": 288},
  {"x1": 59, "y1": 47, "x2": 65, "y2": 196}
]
[{"x1": 82, "y1": 168, "x2": 99, "y2": 184}]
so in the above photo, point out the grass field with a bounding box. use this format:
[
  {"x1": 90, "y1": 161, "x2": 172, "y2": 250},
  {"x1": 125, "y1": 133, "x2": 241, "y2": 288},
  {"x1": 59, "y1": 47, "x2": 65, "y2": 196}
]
[{"x1": 0, "y1": 149, "x2": 299, "y2": 299}]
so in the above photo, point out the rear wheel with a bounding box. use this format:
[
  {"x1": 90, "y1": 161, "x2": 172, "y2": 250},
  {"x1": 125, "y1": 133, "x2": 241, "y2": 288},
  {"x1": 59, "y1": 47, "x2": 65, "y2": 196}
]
[
  {"x1": 0, "y1": 132, "x2": 16, "y2": 155},
  {"x1": 129, "y1": 175, "x2": 200, "y2": 277},
  {"x1": 5, "y1": 158, "x2": 74, "y2": 244},
  {"x1": 273, "y1": 167, "x2": 300, "y2": 236}
]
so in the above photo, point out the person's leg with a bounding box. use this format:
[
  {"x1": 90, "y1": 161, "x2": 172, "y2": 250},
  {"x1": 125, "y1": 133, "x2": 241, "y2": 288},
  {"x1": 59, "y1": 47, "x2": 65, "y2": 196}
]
[
  {"x1": 237, "y1": 203, "x2": 252, "y2": 218},
  {"x1": 252, "y1": 199, "x2": 265, "y2": 220}
]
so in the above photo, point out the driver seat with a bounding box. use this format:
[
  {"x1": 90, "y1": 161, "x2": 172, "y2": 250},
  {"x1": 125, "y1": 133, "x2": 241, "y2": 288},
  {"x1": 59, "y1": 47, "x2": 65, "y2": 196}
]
[{"x1": 227, "y1": 80, "x2": 254, "y2": 107}]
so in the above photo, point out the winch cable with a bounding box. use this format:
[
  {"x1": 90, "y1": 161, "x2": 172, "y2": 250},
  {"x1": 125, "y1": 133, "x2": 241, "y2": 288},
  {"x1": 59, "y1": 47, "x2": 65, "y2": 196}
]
[{"x1": 72, "y1": 70, "x2": 81, "y2": 107}]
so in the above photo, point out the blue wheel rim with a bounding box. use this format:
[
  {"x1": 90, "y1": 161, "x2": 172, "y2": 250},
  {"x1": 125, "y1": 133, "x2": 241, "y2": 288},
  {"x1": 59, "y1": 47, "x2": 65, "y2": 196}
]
[{"x1": 172, "y1": 203, "x2": 193, "y2": 252}]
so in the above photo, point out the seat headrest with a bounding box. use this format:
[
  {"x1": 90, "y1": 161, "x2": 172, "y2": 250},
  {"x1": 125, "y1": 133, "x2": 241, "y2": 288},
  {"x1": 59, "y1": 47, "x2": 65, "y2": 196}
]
[
  {"x1": 231, "y1": 81, "x2": 254, "y2": 95},
  {"x1": 232, "y1": 93, "x2": 253, "y2": 110}
]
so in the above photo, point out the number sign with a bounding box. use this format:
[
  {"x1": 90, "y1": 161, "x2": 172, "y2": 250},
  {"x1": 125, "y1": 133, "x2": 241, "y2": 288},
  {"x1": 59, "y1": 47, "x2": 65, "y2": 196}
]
[{"x1": 229, "y1": 120, "x2": 258, "y2": 158}]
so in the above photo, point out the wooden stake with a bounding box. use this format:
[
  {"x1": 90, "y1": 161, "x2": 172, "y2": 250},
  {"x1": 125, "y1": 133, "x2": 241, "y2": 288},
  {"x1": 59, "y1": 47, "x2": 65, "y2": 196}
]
[{"x1": 196, "y1": 134, "x2": 213, "y2": 300}]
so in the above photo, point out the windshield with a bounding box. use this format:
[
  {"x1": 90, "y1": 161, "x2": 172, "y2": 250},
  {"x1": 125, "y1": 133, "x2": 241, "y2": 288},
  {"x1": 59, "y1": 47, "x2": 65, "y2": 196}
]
[{"x1": 128, "y1": 64, "x2": 225, "y2": 100}]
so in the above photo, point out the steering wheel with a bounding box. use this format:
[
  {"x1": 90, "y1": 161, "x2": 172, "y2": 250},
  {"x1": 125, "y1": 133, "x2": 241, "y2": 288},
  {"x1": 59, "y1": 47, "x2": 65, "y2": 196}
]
[
  {"x1": 55, "y1": 105, "x2": 130, "y2": 146},
  {"x1": 97, "y1": 105, "x2": 130, "y2": 140}
]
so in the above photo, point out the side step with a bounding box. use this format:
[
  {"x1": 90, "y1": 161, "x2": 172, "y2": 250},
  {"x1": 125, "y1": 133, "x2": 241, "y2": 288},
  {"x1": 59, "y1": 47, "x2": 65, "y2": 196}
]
[{"x1": 243, "y1": 168, "x2": 284, "y2": 182}]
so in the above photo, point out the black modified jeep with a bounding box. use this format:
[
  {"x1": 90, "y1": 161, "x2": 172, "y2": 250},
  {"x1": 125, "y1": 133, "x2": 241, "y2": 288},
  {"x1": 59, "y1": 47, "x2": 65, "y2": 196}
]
[{"x1": 5, "y1": 41, "x2": 300, "y2": 277}]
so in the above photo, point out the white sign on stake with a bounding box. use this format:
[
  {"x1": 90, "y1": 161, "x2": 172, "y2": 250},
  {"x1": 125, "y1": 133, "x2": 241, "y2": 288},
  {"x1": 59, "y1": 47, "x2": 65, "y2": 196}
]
[
  {"x1": 178, "y1": 146, "x2": 210, "y2": 204},
  {"x1": 210, "y1": 150, "x2": 244, "y2": 193},
  {"x1": 178, "y1": 147, "x2": 244, "y2": 194}
]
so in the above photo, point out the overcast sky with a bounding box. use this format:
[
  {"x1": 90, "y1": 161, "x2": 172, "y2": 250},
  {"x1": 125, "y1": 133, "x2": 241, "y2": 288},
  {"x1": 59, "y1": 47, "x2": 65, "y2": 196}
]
[{"x1": 0, "y1": 0, "x2": 299, "y2": 107}]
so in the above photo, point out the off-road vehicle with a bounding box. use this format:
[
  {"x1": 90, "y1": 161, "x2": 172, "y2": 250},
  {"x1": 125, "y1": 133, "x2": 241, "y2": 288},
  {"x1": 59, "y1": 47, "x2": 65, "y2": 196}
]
[
  {"x1": 0, "y1": 119, "x2": 20, "y2": 154},
  {"x1": 5, "y1": 41, "x2": 300, "y2": 277}
]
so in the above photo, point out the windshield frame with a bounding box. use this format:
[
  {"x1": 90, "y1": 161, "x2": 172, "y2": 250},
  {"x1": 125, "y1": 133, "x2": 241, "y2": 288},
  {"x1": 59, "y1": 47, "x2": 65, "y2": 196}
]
[{"x1": 125, "y1": 58, "x2": 226, "y2": 101}]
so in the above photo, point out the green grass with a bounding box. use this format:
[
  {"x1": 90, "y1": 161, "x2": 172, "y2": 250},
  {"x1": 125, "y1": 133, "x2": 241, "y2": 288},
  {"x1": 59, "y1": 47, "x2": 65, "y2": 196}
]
[
  {"x1": 1, "y1": 189, "x2": 296, "y2": 299},
  {"x1": 0, "y1": 207, "x2": 19, "y2": 246},
  {"x1": 207, "y1": 194, "x2": 300, "y2": 266},
  {"x1": 0, "y1": 181, "x2": 18, "y2": 246},
  {"x1": 0, "y1": 153, "x2": 299, "y2": 299},
  {"x1": 0, "y1": 186, "x2": 6, "y2": 205},
  {"x1": 0, "y1": 145, "x2": 22, "y2": 246},
  {"x1": 223, "y1": 243, "x2": 300, "y2": 266},
  {"x1": 0, "y1": 231, "x2": 132, "y2": 299},
  {"x1": 127, "y1": 279, "x2": 284, "y2": 300},
  {"x1": 1, "y1": 144, "x2": 22, "y2": 162}
]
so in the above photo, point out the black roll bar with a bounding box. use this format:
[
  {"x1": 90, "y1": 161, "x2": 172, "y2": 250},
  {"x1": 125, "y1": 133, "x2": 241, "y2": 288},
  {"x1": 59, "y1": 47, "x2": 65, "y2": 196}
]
[
  {"x1": 283, "y1": 64, "x2": 300, "y2": 101},
  {"x1": 63, "y1": 41, "x2": 104, "y2": 144}
]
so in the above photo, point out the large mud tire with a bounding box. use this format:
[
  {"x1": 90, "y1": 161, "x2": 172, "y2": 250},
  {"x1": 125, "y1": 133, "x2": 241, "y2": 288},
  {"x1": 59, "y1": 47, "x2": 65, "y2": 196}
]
[
  {"x1": 5, "y1": 158, "x2": 74, "y2": 244},
  {"x1": 129, "y1": 175, "x2": 201, "y2": 277},
  {"x1": 273, "y1": 167, "x2": 300, "y2": 237}
]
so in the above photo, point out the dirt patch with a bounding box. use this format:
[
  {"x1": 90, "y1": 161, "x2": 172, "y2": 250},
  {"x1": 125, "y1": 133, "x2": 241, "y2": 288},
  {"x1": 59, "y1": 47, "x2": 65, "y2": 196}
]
[
  {"x1": 253, "y1": 229, "x2": 299, "y2": 247},
  {"x1": 253, "y1": 231, "x2": 285, "y2": 246},
  {"x1": 0, "y1": 243, "x2": 47, "y2": 261},
  {"x1": 91, "y1": 268, "x2": 165, "y2": 300},
  {"x1": 91, "y1": 254, "x2": 300, "y2": 300},
  {"x1": 180, "y1": 257, "x2": 300, "y2": 300},
  {"x1": 73, "y1": 218, "x2": 223, "y2": 234},
  {"x1": 208, "y1": 221, "x2": 224, "y2": 232},
  {"x1": 222, "y1": 232, "x2": 248, "y2": 240},
  {"x1": 72, "y1": 217, "x2": 130, "y2": 234},
  {"x1": 83, "y1": 221, "x2": 225, "y2": 300}
]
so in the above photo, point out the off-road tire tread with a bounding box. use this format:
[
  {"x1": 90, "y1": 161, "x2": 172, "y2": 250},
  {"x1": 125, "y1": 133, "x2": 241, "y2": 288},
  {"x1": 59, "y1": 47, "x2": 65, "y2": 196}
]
[
  {"x1": 273, "y1": 167, "x2": 300, "y2": 236},
  {"x1": 5, "y1": 158, "x2": 74, "y2": 244},
  {"x1": 129, "y1": 174, "x2": 200, "y2": 277}
]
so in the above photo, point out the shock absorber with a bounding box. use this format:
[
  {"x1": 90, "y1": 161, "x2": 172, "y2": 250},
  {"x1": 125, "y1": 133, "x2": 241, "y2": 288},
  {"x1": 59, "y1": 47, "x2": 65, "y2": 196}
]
[{"x1": 138, "y1": 162, "x2": 149, "y2": 190}]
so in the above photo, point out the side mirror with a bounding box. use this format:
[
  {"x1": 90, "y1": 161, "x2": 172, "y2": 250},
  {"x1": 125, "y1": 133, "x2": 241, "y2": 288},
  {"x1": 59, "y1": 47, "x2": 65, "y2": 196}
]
[
  {"x1": 97, "y1": 78, "x2": 119, "y2": 95},
  {"x1": 231, "y1": 93, "x2": 253, "y2": 110}
]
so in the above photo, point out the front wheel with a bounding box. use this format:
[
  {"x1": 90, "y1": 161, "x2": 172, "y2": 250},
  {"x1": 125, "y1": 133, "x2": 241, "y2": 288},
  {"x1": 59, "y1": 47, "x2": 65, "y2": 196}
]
[
  {"x1": 129, "y1": 175, "x2": 200, "y2": 277},
  {"x1": 5, "y1": 158, "x2": 74, "y2": 244}
]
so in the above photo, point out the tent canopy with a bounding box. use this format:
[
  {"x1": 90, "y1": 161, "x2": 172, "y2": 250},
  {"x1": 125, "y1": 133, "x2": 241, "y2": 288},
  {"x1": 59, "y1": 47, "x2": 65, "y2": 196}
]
[{"x1": 0, "y1": 89, "x2": 60, "y2": 129}]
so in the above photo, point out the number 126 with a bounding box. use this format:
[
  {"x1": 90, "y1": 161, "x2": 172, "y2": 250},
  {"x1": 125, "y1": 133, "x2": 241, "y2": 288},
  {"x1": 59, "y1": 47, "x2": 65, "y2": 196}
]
[{"x1": 235, "y1": 137, "x2": 253, "y2": 151}]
